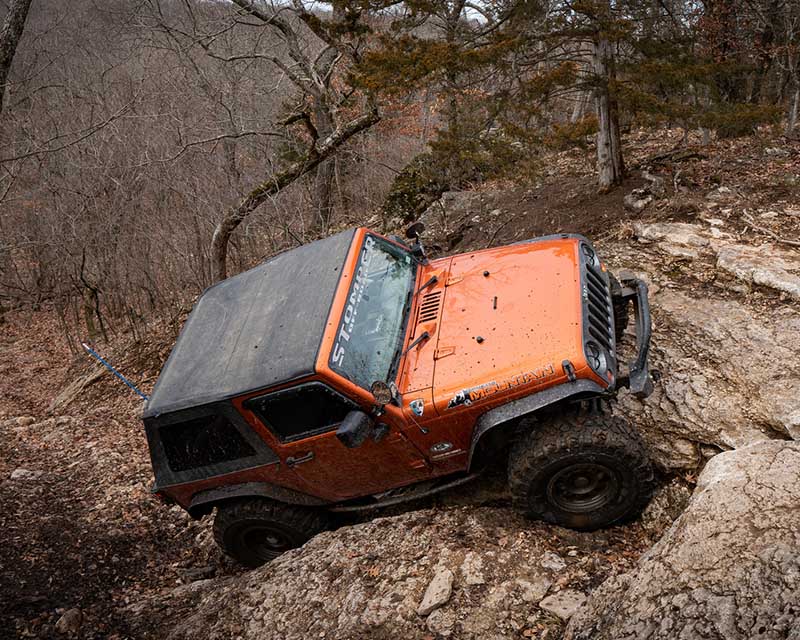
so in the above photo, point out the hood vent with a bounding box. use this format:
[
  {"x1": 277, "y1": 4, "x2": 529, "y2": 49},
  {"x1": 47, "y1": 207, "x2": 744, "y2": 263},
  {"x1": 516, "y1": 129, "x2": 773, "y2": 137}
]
[{"x1": 418, "y1": 291, "x2": 442, "y2": 323}]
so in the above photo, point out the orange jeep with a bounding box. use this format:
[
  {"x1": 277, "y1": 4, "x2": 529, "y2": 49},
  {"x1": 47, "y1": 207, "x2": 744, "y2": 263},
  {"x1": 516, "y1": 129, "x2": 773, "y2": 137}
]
[{"x1": 143, "y1": 226, "x2": 655, "y2": 567}]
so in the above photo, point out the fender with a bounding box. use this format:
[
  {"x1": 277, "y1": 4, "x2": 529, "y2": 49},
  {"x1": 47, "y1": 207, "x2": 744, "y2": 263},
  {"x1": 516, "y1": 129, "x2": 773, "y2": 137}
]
[
  {"x1": 468, "y1": 379, "x2": 606, "y2": 469},
  {"x1": 188, "y1": 481, "x2": 330, "y2": 518}
]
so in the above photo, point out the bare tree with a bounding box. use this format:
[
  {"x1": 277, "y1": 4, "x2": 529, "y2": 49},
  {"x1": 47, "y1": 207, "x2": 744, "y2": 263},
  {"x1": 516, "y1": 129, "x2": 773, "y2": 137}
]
[
  {"x1": 207, "y1": 0, "x2": 380, "y2": 281},
  {"x1": 210, "y1": 107, "x2": 379, "y2": 280},
  {"x1": 0, "y1": 0, "x2": 32, "y2": 115}
]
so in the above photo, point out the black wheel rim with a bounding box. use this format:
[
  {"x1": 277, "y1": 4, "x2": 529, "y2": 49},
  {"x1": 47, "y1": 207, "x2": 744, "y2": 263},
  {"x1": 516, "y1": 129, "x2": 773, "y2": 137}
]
[
  {"x1": 547, "y1": 463, "x2": 620, "y2": 514},
  {"x1": 240, "y1": 523, "x2": 294, "y2": 561}
]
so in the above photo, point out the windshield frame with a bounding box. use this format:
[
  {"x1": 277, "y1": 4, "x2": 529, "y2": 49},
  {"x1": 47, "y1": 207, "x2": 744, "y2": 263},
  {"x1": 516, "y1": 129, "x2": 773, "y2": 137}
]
[{"x1": 328, "y1": 233, "x2": 418, "y2": 390}]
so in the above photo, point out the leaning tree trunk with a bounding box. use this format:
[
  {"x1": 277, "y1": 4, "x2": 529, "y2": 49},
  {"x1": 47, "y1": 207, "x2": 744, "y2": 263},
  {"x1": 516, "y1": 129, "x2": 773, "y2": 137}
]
[
  {"x1": 210, "y1": 109, "x2": 379, "y2": 282},
  {"x1": 0, "y1": 0, "x2": 33, "y2": 115},
  {"x1": 592, "y1": 35, "x2": 625, "y2": 193}
]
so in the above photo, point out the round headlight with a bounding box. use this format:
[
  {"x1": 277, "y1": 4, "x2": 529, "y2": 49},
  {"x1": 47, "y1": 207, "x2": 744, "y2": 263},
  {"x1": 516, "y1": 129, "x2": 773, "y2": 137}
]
[
  {"x1": 585, "y1": 341, "x2": 607, "y2": 373},
  {"x1": 581, "y1": 243, "x2": 598, "y2": 267}
]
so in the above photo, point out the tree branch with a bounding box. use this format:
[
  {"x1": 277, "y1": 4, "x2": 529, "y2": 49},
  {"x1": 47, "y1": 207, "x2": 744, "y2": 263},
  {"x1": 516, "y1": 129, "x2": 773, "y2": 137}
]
[{"x1": 210, "y1": 107, "x2": 380, "y2": 281}]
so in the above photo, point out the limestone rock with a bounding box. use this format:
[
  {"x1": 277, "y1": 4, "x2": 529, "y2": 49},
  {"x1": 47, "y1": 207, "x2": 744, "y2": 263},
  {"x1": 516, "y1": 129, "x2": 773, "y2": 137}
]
[
  {"x1": 418, "y1": 568, "x2": 454, "y2": 616},
  {"x1": 615, "y1": 290, "x2": 800, "y2": 469},
  {"x1": 460, "y1": 552, "x2": 485, "y2": 585},
  {"x1": 716, "y1": 243, "x2": 800, "y2": 301},
  {"x1": 10, "y1": 467, "x2": 42, "y2": 480},
  {"x1": 516, "y1": 577, "x2": 552, "y2": 603},
  {"x1": 539, "y1": 590, "x2": 586, "y2": 621},
  {"x1": 639, "y1": 478, "x2": 692, "y2": 539},
  {"x1": 166, "y1": 507, "x2": 627, "y2": 640},
  {"x1": 55, "y1": 608, "x2": 83, "y2": 634},
  {"x1": 566, "y1": 441, "x2": 800, "y2": 640},
  {"x1": 624, "y1": 189, "x2": 654, "y2": 213},
  {"x1": 426, "y1": 609, "x2": 456, "y2": 637},
  {"x1": 634, "y1": 222, "x2": 710, "y2": 247},
  {"x1": 633, "y1": 222, "x2": 713, "y2": 258},
  {"x1": 540, "y1": 551, "x2": 566, "y2": 572}
]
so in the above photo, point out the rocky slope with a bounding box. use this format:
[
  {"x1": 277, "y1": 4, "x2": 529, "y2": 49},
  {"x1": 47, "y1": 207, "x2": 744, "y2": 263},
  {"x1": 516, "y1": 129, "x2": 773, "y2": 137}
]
[
  {"x1": 612, "y1": 219, "x2": 800, "y2": 470},
  {"x1": 167, "y1": 507, "x2": 648, "y2": 640},
  {"x1": 163, "y1": 137, "x2": 800, "y2": 640},
  {"x1": 2, "y1": 130, "x2": 798, "y2": 639},
  {"x1": 566, "y1": 440, "x2": 800, "y2": 640}
]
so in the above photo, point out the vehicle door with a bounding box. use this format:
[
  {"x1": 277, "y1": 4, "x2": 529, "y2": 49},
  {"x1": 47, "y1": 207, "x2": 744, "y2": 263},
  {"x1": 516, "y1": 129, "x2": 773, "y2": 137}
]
[{"x1": 242, "y1": 381, "x2": 431, "y2": 501}]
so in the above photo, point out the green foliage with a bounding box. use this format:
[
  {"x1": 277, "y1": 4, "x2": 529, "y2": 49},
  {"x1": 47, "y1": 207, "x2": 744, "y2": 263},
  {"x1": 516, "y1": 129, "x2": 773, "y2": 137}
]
[
  {"x1": 545, "y1": 116, "x2": 599, "y2": 150},
  {"x1": 383, "y1": 152, "x2": 448, "y2": 224},
  {"x1": 383, "y1": 125, "x2": 534, "y2": 223},
  {"x1": 700, "y1": 103, "x2": 782, "y2": 139},
  {"x1": 355, "y1": 36, "x2": 452, "y2": 94}
]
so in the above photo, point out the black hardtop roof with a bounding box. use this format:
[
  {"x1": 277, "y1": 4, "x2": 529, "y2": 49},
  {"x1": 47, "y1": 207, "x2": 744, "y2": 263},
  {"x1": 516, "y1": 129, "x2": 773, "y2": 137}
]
[{"x1": 142, "y1": 228, "x2": 356, "y2": 419}]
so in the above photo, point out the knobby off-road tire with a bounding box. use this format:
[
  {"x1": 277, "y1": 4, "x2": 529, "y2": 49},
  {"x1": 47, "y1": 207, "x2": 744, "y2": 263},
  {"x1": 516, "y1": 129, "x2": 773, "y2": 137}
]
[
  {"x1": 508, "y1": 411, "x2": 654, "y2": 531},
  {"x1": 609, "y1": 273, "x2": 630, "y2": 343},
  {"x1": 213, "y1": 498, "x2": 329, "y2": 567}
]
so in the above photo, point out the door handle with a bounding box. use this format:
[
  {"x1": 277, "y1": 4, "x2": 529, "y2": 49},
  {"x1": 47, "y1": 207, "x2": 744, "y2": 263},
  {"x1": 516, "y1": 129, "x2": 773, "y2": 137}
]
[{"x1": 286, "y1": 451, "x2": 314, "y2": 467}]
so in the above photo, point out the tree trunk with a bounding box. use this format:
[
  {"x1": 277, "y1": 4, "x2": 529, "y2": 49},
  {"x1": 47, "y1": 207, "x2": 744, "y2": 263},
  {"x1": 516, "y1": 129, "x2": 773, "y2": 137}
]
[
  {"x1": 0, "y1": 0, "x2": 33, "y2": 115},
  {"x1": 570, "y1": 91, "x2": 589, "y2": 124},
  {"x1": 312, "y1": 101, "x2": 335, "y2": 234},
  {"x1": 593, "y1": 35, "x2": 625, "y2": 193},
  {"x1": 210, "y1": 108, "x2": 379, "y2": 282},
  {"x1": 788, "y1": 84, "x2": 799, "y2": 137},
  {"x1": 313, "y1": 159, "x2": 334, "y2": 233}
]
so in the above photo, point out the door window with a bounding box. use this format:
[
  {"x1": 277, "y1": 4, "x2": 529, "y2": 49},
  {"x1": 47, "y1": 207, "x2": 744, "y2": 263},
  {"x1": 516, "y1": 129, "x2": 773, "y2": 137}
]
[{"x1": 244, "y1": 383, "x2": 357, "y2": 443}]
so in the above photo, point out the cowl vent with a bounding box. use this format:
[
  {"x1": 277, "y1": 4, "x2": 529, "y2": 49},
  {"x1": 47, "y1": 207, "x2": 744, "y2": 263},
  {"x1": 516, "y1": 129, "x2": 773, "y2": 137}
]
[{"x1": 418, "y1": 291, "x2": 442, "y2": 323}]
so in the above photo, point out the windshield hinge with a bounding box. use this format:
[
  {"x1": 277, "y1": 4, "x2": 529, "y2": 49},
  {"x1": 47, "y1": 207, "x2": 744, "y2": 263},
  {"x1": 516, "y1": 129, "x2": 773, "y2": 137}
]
[{"x1": 434, "y1": 346, "x2": 455, "y2": 359}]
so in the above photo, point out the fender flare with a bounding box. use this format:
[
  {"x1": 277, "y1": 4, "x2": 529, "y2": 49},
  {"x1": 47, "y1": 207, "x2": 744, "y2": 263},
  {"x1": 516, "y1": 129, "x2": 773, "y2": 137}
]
[
  {"x1": 188, "y1": 481, "x2": 330, "y2": 518},
  {"x1": 467, "y1": 380, "x2": 606, "y2": 469}
]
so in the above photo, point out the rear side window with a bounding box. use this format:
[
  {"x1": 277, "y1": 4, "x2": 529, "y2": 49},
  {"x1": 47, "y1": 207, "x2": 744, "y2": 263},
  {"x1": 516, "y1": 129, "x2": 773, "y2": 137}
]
[
  {"x1": 245, "y1": 383, "x2": 356, "y2": 443},
  {"x1": 159, "y1": 415, "x2": 256, "y2": 472}
]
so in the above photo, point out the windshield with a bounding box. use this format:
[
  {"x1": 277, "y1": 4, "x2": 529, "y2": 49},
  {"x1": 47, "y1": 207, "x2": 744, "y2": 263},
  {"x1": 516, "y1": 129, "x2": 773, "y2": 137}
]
[{"x1": 329, "y1": 234, "x2": 416, "y2": 388}]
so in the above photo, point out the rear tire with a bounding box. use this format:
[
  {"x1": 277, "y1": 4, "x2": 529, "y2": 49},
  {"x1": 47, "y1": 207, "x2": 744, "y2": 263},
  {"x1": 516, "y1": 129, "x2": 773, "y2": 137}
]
[
  {"x1": 508, "y1": 409, "x2": 654, "y2": 531},
  {"x1": 213, "y1": 498, "x2": 328, "y2": 567}
]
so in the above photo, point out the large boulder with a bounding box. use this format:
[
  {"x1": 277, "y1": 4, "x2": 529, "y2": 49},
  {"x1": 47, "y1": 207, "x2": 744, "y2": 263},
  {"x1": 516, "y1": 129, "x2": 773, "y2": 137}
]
[
  {"x1": 566, "y1": 440, "x2": 800, "y2": 640},
  {"x1": 608, "y1": 223, "x2": 800, "y2": 470},
  {"x1": 615, "y1": 289, "x2": 800, "y2": 469},
  {"x1": 167, "y1": 506, "x2": 645, "y2": 640}
]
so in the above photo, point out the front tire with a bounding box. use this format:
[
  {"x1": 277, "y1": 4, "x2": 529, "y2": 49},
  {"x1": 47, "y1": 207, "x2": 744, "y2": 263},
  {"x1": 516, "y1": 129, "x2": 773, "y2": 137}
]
[
  {"x1": 508, "y1": 410, "x2": 654, "y2": 531},
  {"x1": 213, "y1": 498, "x2": 328, "y2": 567}
]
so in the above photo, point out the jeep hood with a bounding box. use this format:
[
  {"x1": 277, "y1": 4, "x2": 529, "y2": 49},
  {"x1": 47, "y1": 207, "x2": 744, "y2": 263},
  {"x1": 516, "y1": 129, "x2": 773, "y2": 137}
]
[{"x1": 424, "y1": 240, "x2": 585, "y2": 415}]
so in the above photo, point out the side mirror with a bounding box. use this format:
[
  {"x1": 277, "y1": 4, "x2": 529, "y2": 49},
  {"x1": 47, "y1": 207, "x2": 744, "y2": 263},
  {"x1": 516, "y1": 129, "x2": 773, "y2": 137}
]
[
  {"x1": 370, "y1": 380, "x2": 393, "y2": 406},
  {"x1": 336, "y1": 410, "x2": 374, "y2": 448},
  {"x1": 404, "y1": 222, "x2": 427, "y2": 260},
  {"x1": 405, "y1": 221, "x2": 425, "y2": 239}
]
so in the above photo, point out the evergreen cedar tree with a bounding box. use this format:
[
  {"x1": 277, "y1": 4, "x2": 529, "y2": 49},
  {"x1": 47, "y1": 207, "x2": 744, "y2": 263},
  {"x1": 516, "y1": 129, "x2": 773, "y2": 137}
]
[
  {"x1": 352, "y1": 0, "x2": 790, "y2": 212},
  {"x1": 212, "y1": 0, "x2": 794, "y2": 277}
]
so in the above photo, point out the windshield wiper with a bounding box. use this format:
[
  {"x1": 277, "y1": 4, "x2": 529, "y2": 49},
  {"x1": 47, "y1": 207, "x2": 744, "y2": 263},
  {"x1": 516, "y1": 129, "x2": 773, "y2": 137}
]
[
  {"x1": 404, "y1": 331, "x2": 431, "y2": 355},
  {"x1": 415, "y1": 275, "x2": 439, "y2": 296},
  {"x1": 387, "y1": 290, "x2": 414, "y2": 380}
]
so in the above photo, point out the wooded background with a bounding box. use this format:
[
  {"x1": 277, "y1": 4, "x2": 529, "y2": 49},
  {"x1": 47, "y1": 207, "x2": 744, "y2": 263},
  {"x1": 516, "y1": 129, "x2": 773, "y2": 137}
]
[{"x1": 0, "y1": 0, "x2": 797, "y2": 348}]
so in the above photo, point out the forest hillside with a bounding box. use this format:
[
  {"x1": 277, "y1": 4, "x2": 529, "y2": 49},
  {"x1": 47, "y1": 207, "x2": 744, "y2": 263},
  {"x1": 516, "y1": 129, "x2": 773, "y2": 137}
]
[{"x1": 1, "y1": 2, "x2": 799, "y2": 639}]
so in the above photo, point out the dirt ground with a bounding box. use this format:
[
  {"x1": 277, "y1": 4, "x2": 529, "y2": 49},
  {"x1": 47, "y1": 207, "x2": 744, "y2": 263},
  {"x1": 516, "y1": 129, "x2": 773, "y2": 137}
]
[
  {"x1": 0, "y1": 312, "x2": 252, "y2": 639},
  {"x1": 1, "y1": 126, "x2": 797, "y2": 639}
]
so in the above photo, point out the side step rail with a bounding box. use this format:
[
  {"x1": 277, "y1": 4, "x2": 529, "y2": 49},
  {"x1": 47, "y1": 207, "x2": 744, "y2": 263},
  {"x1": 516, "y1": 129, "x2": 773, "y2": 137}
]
[{"x1": 328, "y1": 473, "x2": 481, "y2": 513}]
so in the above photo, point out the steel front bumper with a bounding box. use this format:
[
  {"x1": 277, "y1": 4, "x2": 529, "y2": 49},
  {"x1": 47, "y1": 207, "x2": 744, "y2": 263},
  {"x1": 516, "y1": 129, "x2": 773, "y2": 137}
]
[{"x1": 614, "y1": 273, "x2": 654, "y2": 398}]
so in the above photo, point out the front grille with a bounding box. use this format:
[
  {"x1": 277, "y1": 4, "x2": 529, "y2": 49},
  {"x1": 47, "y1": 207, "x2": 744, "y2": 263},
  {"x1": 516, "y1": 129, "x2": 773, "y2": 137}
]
[
  {"x1": 418, "y1": 291, "x2": 442, "y2": 323},
  {"x1": 582, "y1": 256, "x2": 614, "y2": 352}
]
